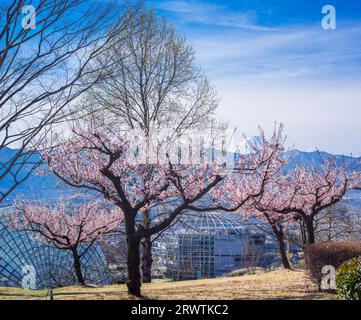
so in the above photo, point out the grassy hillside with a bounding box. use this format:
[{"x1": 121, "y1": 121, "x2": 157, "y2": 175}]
[{"x1": 0, "y1": 269, "x2": 333, "y2": 300}]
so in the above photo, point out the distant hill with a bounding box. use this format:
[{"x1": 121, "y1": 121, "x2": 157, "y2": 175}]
[
  {"x1": 285, "y1": 149, "x2": 361, "y2": 171},
  {"x1": 0, "y1": 147, "x2": 74, "y2": 205},
  {"x1": 1, "y1": 146, "x2": 360, "y2": 206}
]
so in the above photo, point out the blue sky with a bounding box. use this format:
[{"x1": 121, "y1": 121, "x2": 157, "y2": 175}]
[{"x1": 146, "y1": 0, "x2": 361, "y2": 155}]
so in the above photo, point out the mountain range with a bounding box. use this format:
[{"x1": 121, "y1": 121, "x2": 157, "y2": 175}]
[{"x1": 1, "y1": 146, "x2": 361, "y2": 207}]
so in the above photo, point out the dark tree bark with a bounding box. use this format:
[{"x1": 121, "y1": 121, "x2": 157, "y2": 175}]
[
  {"x1": 262, "y1": 212, "x2": 291, "y2": 269},
  {"x1": 270, "y1": 223, "x2": 291, "y2": 269},
  {"x1": 141, "y1": 235, "x2": 153, "y2": 283},
  {"x1": 125, "y1": 215, "x2": 142, "y2": 296},
  {"x1": 299, "y1": 220, "x2": 307, "y2": 247},
  {"x1": 305, "y1": 216, "x2": 315, "y2": 245},
  {"x1": 140, "y1": 209, "x2": 152, "y2": 283},
  {"x1": 72, "y1": 248, "x2": 85, "y2": 286},
  {"x1": 126, "y1": 236, "x2": 142, "y2": 296}
]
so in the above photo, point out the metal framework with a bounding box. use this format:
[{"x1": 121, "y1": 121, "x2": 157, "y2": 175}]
[
  {"x1": 153, "y1": 211, "x2": 280, "y2": 280},
  {"x1": 0, "y1": 209, "x2": 111, "y2": 289}
]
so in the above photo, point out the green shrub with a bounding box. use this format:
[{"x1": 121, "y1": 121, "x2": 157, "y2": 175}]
[
  {"x1": 304, "y1": 242, "x2": 361, "y2": 291},
  {"x1": 336, "y1": 257, "x2": 361, "y2": 300}
]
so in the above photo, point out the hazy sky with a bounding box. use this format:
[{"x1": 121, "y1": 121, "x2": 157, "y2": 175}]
[{"x1": 148, "y1": 0, "x2": 361, "y2": 155}]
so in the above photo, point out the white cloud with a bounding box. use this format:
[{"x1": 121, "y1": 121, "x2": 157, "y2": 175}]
[
  {"x1": 215, "y1": 81, "x2": 361, "y2": 156},
  {"x1": 150, "y1": 0, "x2": 361, "y2": 154},
  {"x1": 190, "y1": 24, "x2": 361, "y2": 82},
  {"x1": 150, "y1": 0, "x2": 275, "y2": 31}
]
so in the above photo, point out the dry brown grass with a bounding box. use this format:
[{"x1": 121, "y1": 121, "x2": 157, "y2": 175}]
[{"x1": 0, "y1": 269, "x2": 334, "y2": 300}]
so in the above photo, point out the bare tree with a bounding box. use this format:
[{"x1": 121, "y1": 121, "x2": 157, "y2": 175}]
[
  {"x1": 313, "y1": 204, "x2": 358, "y2": 242},
  {"x1": 82, "y1": 9, "x2": 219, "y2": 136},
  {"x1": 80, "y1": 8, "x2": 221, "y2": 283},
  {"x1": 0, "y1": 0, "x2": 137, "y2": 204},
  {"x1": 240, "y1": 238, "x2": 264, "y2": 275},
  {"x1": 348, "y1": 211, "x2": 361, "y2": 241}
]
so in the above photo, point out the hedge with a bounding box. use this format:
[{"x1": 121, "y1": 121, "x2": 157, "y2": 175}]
[{"x1": 304, "y1": 242, "x2": 361, "y2": 291}]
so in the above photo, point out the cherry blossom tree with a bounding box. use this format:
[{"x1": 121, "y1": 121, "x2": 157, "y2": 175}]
[
  {"x1": 9, "y1": 201, "x2": 123, "y2": 286},
  {"x1": 252, "y1": 158, "x2": 360, "y2": 245},
  {"x1": 41, "y1": 124, "x2": 285, "y2": 296}
]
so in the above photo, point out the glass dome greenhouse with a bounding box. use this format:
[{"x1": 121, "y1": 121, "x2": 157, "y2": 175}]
[
  {"x1": 0, "y1": 208, "x2": 111, "y2": 289},
  {"x1": 152, "y1": 211, "x2": 280, "y2": 280}
]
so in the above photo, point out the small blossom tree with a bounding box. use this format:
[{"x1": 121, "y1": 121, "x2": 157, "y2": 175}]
[
  {"x1": 253, "y1": 158, "x2": 360, "y2": 245},
  {"x1": 10, "y1": 201, "x2": 123, "y2": 286}
]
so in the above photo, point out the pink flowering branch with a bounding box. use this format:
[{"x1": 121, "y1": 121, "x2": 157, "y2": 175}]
[
  {"x1": 8, "y1": 201, "x2": 123, "y2": 286},
  {"x1": 252, "y1": 157, "x2": 360, "y2": 244}
]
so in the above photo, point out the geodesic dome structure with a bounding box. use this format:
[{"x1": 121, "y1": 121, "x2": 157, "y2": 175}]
[
  {"x1": 153, "y1": 211, "x2": 279, "y2": 280},
  {"x1": 0, "y1": 209, "x2": 111, "y2": 289}
]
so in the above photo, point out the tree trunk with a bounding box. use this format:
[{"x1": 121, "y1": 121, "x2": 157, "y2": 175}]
[
  {"x1": 72, "y1": 249, "x2": 85, "y2": 286},
  {"x1": 125, "y1": 214, "x2": 142, "y2": 297},
  {"x1": 141, "y1": 235, "x2": 153, "y2": 283},
  {"x1": 299, "y1": 220, "x2": 307, "y2": 247},
  {"x1": 305, "y1": 217, "x2": 315, "y2": 244},
  {"x1": 141, "y1": 208, "x2": 152, "y2": 283},
  {"x1": 126, "y1": 235, "x2": 141, "y2": 296},
  {"x1": 271, "y1": 223, "x2": 291, "y2": 269}
]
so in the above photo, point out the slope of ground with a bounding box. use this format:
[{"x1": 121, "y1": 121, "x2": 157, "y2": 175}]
[{"x1": 0, "y1": 269, "x2": 333, "y2": 300}]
